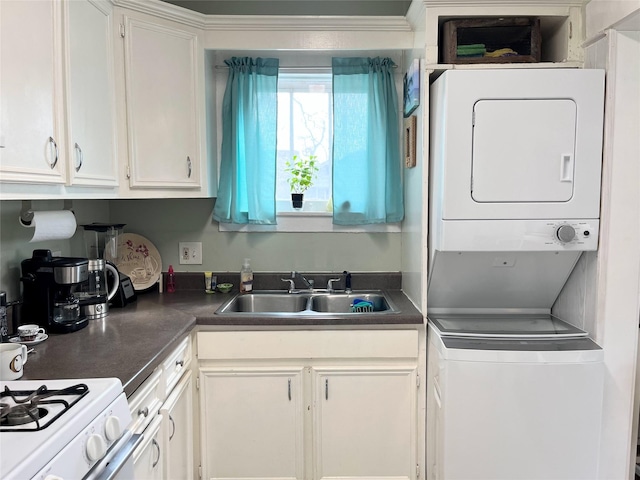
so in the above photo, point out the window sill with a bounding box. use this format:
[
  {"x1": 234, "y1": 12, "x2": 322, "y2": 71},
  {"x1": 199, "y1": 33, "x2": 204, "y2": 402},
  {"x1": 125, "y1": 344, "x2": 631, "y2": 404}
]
[{"x1": 218, "y1": 212, "x2": 401, "y2": 233}]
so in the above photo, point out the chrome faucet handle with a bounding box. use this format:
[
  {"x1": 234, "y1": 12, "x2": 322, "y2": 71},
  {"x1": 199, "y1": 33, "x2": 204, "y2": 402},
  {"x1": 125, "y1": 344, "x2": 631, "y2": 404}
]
[
  {"x1": 326, "y1": 278, "x2": 341, "y2": 292},
  {"x1": 281, "y1": 278, "x2": 295, "y2": 293}
]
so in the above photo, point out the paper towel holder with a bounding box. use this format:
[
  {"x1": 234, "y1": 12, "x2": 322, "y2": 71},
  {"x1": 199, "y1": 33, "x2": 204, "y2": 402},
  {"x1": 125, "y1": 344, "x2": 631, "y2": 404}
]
[{"x1": 20, "y1": 200, "x2": 74, "y2": 226}]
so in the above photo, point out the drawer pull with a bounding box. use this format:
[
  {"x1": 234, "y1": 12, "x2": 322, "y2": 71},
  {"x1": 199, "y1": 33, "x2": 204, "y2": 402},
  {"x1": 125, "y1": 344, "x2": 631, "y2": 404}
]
[
  {"x1": 169, "y1": 414, "x2": 176, "y2": 441},
  {"x1": 137, "y1": 407, "x2": 149, "y2": 417},
  {"x1": 176, "y1": 360, "x2": 184, "y2": 367},
  {"x1": 152, "y1": 438, "x2": 161, "y2": 468}
]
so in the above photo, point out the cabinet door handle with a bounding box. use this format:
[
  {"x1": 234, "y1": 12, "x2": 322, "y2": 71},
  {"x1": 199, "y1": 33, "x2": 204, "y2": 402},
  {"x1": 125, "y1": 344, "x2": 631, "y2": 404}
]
[
  {"x1": 48, "y1": 136, "x2": 59, "y2": 169},
  {"x1": 186, "y1": 156, "x2": 192, "y2": 178},
  {"x1": 74, "y1": 143, "x2": 83, "y2": 172},
  {"x1": 137, "y1": 407, "x2": 149, "y2": 417},
  {"x1": 176, "y1": 360, "x2": 184, "y2": 367},
  {"x1": 169, "y1": 414, "x2": 176, "y2": 441},
  {"x1": 288, "y1": 378, "x2": 291, "y2": 401},
  {"x1": 325, "y1": 379, "x2": 328, "y2": 400},
  {"x1": 152, "y1": 438, "x2": 161, "y2": 468}
]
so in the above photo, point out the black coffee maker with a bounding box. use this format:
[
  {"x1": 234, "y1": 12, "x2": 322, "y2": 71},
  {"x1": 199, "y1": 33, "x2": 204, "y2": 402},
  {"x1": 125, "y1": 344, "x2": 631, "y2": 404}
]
[{"x1": 21, "y1": 250, "x2": 89, "y2": 333}]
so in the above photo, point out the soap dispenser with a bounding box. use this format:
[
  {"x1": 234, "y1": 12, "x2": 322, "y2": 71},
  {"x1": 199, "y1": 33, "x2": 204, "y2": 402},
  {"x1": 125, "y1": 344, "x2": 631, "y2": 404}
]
[{"x1": 240, "y1": 258, "x2": 253, "y2": 293}]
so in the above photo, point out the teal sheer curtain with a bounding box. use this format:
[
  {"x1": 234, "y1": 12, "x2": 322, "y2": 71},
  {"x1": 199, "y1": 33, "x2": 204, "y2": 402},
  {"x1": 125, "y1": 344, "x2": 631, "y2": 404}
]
[
  {"x1": 331, "y1": 57, "x2": 404, "y2": 225},
  {"x1": 213, "y1": 57, "x2": 279, "y2": 224}
]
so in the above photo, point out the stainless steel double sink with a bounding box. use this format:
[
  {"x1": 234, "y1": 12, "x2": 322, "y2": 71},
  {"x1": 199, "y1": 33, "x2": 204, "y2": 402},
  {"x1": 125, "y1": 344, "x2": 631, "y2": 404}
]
[{"x1": 215, "y1": 290, "x2": 399, "y2": 316}]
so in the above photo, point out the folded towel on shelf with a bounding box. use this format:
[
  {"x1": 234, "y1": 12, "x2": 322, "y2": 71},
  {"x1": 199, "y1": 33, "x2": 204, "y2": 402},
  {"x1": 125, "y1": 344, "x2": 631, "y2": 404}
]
[
  {"x1": 484, "y1": 48, "x2": 519, "y2": 57},
  {"x1": 456, "y1": 43, "x2": 486, "y2": 58}
]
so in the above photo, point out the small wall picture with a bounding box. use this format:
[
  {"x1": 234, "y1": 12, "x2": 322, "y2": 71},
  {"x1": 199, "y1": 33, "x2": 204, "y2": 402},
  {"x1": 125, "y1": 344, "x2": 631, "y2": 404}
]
[
  {"x1": 404, "y1": 115, "x2": 417, "y2": 168},
  {"x1": 403, "y1": 58, "x2": 420, "y2": 117}
]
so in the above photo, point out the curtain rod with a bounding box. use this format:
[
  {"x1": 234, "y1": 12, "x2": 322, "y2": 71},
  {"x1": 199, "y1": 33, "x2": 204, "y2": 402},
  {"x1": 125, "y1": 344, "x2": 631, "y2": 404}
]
[{"x1": 214, "y1": 64, "x2": 397, "y2": 70}]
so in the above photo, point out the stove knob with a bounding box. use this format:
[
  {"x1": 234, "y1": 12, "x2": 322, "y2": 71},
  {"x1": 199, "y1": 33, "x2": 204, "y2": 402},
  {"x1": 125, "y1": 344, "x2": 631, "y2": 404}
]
[
  {"x1": 104, "y1": 416, "x2": 122, "y2": 442},
  {"x1": 86, "y1": 434, "x2": 107, "y2": 462},
  {"x1": 556, "y1": 224, "x2": 576, "y2": 243}
]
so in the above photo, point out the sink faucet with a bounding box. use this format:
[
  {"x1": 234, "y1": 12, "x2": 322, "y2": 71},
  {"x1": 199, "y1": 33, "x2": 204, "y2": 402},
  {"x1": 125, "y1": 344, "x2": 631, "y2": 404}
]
[
  {"x1": 343, "y1": 271, "x2": 352, "y2": 294},
  {"x1": 287, "y1": 271, "x2": 314, "y2": 291},
  {"x1": 326, "y1": 277, "x2": 341, "y2": 293}
]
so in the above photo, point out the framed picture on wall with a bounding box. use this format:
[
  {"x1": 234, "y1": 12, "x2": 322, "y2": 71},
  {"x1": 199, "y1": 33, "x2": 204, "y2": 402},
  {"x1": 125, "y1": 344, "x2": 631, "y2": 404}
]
[{"x1": 403, "y1": 58, "x2": 420, "y2": 117}]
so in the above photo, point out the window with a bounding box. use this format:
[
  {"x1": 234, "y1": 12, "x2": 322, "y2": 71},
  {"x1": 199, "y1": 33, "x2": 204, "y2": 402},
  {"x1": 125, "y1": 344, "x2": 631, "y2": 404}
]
[{"x1": 276, "y1": 73, "x2": 332, "y2": 214}]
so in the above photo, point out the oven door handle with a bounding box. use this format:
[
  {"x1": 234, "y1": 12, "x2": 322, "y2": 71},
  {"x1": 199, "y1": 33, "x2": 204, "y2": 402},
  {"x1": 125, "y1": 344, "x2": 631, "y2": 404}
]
[{"x1": 84, "y1": 430, "x2": 144, "y2": 480}]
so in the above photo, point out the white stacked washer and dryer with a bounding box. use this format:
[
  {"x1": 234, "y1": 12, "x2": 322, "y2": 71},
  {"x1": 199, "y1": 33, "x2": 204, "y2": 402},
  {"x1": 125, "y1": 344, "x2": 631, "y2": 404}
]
[{"x1": 426, "y1": 69, "x2": 606, "y2": 480}]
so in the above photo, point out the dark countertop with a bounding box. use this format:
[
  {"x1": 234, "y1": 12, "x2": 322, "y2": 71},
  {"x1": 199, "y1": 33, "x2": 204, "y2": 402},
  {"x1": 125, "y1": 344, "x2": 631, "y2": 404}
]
[{"x1": 20, "y1": 289, "x2": 423, "y2": 397}]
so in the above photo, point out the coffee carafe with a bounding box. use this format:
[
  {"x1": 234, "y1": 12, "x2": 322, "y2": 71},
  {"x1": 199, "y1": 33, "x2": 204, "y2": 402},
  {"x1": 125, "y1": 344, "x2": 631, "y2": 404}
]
[
  {"x1": 80, "y1": 223, "x2": 124, "y2": 317},
  {"x1": 21, "y1": 250, "x2": 89, "y2": 334},
  {"x1": 77, "y1": 259, "x2": 120, "y2": 319}
]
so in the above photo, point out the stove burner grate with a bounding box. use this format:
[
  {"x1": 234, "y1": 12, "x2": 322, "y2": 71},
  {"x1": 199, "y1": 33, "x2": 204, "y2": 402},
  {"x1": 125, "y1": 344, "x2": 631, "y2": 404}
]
[{"x1": 0, "y1": 383, "x2": 89, "y2": 431}]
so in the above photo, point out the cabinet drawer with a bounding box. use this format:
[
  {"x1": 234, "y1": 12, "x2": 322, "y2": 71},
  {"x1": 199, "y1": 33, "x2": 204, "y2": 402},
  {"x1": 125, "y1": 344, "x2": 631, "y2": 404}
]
[
  {"x1": 198, "y1": 330, "x2": 418, "y2": 360},
  {"x1": 162, "y1": 336, "x2": 191, "y2": 394},
  {"x1": 128, "y1": 368, "x2": 163, "y2": 434}
]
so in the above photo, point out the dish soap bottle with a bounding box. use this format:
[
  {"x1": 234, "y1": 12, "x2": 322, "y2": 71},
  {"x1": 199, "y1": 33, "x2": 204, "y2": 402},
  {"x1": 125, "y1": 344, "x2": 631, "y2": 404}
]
[
  {"x1": 166, "y1": 265, "x2": 176, "y2": 293},
  {"x1": 240, "y1": 258, "x2": 253, "y2": 293}
]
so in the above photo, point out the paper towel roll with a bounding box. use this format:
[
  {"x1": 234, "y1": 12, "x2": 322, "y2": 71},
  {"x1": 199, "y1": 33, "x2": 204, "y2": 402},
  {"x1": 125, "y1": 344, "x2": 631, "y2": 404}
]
[{"x1": 21, "y1": 210, "x2": 77, "y2": 243}]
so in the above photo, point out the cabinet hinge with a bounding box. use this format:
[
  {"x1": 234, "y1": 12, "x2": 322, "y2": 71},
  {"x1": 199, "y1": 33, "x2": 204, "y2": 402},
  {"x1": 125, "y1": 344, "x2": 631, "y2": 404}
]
[
  {"x1": 196, "y1": 376, "x2": 200, "y2": 390},
  {"x1": 417, "y1": 463, "x2": 420, "y2": 478},
  {"x1": 198, "y1": 464, "x2": 202, "y2": 479},
  {"x1": 417, "y1": 375, "x2": 420, "y2": 388},
  {"x1": 126, "y1": 164, "x2": 131, "y2": 179},
  {"x1": 120, "y1": 23, "x2": 125, "y2": 38}
]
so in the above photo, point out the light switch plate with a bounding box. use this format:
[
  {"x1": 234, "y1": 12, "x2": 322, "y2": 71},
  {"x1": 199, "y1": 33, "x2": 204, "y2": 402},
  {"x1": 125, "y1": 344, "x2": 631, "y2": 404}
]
[{"x1": 179, "y1": 242, "x2": 202, "y2": 265}]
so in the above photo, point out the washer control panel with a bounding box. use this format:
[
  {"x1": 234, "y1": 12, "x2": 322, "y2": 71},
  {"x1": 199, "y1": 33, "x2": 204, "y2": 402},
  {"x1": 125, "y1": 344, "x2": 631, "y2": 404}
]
[
  {"x1": 437, "y1": 219, "x2": 600, "y2": 252},
  {"x1": 548, "y1": 222, "x2": 595, "y2": 247}
]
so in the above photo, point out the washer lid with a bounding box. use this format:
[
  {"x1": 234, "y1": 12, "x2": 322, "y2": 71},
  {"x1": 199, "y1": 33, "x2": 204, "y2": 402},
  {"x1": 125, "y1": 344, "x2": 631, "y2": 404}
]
[{"x1": 428, "y1": 313, "x2": 588, "y2": 338}]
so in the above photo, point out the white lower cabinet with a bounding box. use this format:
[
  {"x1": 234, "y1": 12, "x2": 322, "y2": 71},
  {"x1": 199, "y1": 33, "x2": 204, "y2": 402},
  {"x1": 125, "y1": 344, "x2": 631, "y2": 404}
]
[
  {"x1": 133, "y1": 415, "x2": 164, "y2": 480},
  {"x1": 128, "y1": 336, "x2": 194, "y2": 480},
  {"x1": 197, "y1": 330, "x2": 420, "y2": 480},
  {"x1": 313, "y1": 367, "x2": 417, "y2": 479},
  {"x1": 200, "y1": 367, "x2": 305, "y2": 480},
  {"x1": 161, "y1": 372, "x2": 194, "y2": 480}
]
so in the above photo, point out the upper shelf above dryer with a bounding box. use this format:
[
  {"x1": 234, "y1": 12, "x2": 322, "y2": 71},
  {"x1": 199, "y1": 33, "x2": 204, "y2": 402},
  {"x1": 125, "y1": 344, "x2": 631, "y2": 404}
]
[{"x1": 419, "y1": 4, "x2": 585, "y2": 74}]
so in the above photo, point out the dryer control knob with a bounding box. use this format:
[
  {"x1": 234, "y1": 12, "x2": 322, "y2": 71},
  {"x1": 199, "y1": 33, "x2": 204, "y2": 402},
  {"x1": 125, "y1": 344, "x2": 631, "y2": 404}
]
[{"x1": 556, "y1": 225, "x2": 576, "y2": 243}]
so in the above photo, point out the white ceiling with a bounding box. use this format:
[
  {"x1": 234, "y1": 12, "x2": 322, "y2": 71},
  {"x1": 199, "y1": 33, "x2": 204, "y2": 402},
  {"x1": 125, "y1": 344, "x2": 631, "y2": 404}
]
[{"x1": 161, "y1": 0, "x2": 412, "y2": 16}]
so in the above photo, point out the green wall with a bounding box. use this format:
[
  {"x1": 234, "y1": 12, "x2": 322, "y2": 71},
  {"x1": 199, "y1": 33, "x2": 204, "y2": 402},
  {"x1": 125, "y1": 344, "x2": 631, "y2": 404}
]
[{"x1": 0, "y1": 198, "x2": 402, "y2": 301}]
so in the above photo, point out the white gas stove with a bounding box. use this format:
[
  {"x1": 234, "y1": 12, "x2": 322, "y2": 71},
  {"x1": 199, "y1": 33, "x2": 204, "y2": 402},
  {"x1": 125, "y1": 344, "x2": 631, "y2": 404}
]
[{"x1": 0, "y1": 378, "x2": 138, "y2": 480}]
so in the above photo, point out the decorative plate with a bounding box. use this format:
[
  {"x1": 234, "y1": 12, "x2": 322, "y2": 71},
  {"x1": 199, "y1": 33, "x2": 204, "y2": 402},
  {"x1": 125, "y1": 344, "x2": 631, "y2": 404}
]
[
  {"x1": 106, "y1": 233, "x2": 162, "y2": 291},
  {"x1": 9, "y1": 333, "x2": 48, "y2": 346}
]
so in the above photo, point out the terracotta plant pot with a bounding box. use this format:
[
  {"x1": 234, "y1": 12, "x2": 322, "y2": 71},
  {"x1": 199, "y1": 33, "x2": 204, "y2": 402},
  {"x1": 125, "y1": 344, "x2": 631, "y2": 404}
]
[{"x1": 291, "y1": 193, "x2": 304, "y2": 209}]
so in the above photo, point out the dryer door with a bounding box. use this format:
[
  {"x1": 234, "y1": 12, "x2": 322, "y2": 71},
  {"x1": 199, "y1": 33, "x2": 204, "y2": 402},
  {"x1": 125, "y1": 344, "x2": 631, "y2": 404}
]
[{"x1": 471, "y1": 99, "x2": 577, "y2": 203}]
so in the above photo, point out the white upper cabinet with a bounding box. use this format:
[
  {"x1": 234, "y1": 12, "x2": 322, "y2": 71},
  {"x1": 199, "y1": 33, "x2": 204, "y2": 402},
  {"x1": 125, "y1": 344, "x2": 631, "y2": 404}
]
[
  {"x1": 0, "y1": 0, "x2": 118, "y2": 198},
  {"x1": 0, "y1": 0, "x2": 67, "y2": 186},
  {"x1": 66, "y1": 0, "x2": 118, "y2": 188},
  {"x1": 120, "y1": 13, "x2": 205, "y2": 193}
]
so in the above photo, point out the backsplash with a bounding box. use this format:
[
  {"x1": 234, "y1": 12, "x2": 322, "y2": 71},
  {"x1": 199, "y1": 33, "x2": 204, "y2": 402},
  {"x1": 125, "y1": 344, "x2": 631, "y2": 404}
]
[{"x1": 163, "y1": 271, "x2": 402, "y2": 293}]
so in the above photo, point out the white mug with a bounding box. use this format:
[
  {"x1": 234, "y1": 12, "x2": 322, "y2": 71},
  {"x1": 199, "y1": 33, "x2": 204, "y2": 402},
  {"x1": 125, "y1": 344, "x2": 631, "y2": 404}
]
[
  {"x1": 17, "y1": 324, "x2": 45, "y2": 341},
  {"x1": 0, "y1": 343, "x2": 28, "y2": 380}
]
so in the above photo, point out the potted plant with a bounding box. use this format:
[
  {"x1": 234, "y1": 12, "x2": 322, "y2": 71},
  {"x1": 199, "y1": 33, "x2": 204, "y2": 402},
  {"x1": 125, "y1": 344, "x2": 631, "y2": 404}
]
[{"x1": 284, "y1": 155, "x2": 319, "y2": 208}]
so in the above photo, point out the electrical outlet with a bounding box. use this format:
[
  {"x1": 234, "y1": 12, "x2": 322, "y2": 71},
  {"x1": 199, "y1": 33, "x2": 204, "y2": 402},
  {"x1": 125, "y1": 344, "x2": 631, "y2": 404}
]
[{"x1": 179, "y1": 242, "x2": 202, "y2": 265}]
